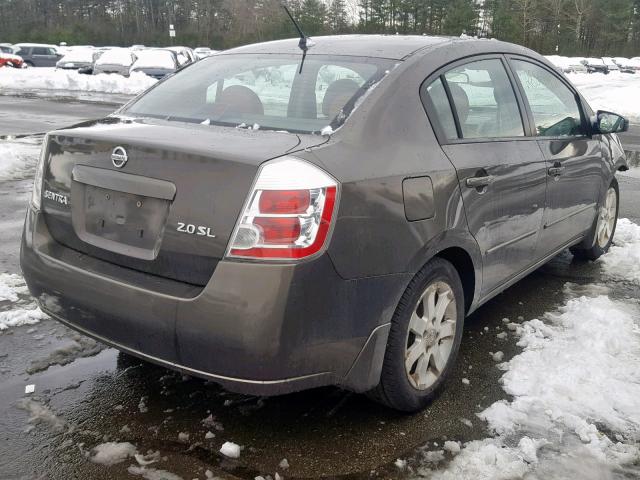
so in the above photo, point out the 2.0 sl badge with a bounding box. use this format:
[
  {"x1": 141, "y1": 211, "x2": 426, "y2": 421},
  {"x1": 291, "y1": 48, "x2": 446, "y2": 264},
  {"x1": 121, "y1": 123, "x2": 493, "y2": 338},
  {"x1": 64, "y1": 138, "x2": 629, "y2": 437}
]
[{"x1": 177, "y1": 222, "x2": 216, "y2": 238}]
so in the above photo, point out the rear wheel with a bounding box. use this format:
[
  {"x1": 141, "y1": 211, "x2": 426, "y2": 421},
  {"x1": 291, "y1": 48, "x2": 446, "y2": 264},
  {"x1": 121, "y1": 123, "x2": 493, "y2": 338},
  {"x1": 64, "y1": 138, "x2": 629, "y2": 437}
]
[
  {"x1": 571, "y1": 179, "x2": 619, "y2": 260},
  {"x1": 368, "y1": 258, "x2": 465, "y2": 412}
]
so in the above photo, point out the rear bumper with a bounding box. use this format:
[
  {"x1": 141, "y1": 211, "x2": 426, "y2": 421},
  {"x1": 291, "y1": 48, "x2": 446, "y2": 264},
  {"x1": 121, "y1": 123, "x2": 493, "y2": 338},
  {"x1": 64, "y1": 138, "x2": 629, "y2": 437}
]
[{"x1": 21, "y1": 207, "x2": 408, "y2": 395}]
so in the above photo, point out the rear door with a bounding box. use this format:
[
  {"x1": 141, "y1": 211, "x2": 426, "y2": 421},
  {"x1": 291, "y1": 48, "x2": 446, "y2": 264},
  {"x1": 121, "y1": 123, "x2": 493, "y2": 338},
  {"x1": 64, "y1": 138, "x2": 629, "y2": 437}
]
[
  {"x1": 422, "y1": 56, "x2": 547, "y2": 297},
  {"x1": 507, "y1": 57, "x2": 603, "y2": 254},
  {"x1": 32, "y1": 47, "x2": 58, "y2": 67}
]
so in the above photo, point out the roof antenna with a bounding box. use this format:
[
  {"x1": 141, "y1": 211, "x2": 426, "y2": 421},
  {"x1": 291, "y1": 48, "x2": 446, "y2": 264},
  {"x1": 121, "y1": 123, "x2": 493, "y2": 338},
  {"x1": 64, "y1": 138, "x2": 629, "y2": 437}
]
[{"x1": 282, "y1": 4, "x2": 312, "y2": 74}]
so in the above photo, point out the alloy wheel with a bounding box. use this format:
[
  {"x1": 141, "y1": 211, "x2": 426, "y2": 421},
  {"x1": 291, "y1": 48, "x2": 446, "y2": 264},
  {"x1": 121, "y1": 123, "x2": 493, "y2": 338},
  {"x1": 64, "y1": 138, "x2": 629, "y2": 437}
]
[
  {"x1": 404, "y1": 281, "x2": 457, "y2": 390},
  {"x1": 596, "y1": 187, "x2": 617, "y2": 248}
]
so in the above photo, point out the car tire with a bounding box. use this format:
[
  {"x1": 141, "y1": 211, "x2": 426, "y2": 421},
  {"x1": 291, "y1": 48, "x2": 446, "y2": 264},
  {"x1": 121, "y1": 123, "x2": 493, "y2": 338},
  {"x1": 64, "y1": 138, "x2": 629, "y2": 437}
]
[
  {"x1": 570, "y1": 178, "x2": 619, "y2": 261},
  {"x1": 367, "y1": 258, "x2": 465, "y2": 412}
]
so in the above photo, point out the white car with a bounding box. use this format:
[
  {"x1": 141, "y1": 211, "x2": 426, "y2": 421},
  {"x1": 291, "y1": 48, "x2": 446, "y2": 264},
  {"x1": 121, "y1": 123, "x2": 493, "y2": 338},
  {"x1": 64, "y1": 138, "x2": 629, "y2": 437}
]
[
  {"x1": 602, "y1": 57, "x2": 619, "y2": 71},
  {"x1": 194, "y1": 47, "x2": 216, "y2": 60}
]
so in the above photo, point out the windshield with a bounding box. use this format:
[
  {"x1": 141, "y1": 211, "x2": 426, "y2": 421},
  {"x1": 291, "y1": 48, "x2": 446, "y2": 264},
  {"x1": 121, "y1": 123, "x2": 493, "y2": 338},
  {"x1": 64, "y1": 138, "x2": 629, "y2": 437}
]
[
  {"x1": 61, "y1": 49, "x2": 94, "y2": 63},
  {"x1": 132, "y1": 50, "x2": 176, "y2": 69},
  {"x1": 123, "y1": 54, "x2": 395, "y2": 133},
  {"x1": 97, "y1": 48, "x2": 134, "y2": 66}
]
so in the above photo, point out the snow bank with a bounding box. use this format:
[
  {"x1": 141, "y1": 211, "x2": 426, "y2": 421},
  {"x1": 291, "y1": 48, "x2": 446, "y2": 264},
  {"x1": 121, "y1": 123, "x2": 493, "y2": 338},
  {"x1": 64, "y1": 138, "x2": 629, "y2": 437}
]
[
  {"x1": 0, "y1": 136, "x2": 42, "y2": 181},
  {"x1": 418, "y1": 221, "x2": 640, "y2": 479},
  {"x1": 571, "y1": 72, "x2": 640, "y2": 123},
  {"x1": 0, "y1": 67, "x2": 156, "y2": 95},
  {"x1": 418, "y1": 283, "x2": 640, "y2": 479},
  {"x1": 0, "y1": 307, "x2": 48, "y2": 330},
  {"x1": 0, "y1": 271, "x2": 48, "y2": 331},
  {"x1": 0, "y1": 273, "x2": 29, "y2": 302},
  {"x1": 599, "y1": 218, "x2": 640, "y2": 283}
]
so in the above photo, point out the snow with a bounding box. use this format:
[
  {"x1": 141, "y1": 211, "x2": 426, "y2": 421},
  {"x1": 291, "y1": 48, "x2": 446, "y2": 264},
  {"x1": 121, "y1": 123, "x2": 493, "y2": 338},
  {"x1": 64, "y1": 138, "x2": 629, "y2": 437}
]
[
  {"x1": 132, "y1": 50, "x2": 176, "y2": 69},
  {"x1": 219, "y1": 441, "x2": 241, "y2": 458},
  {"x1": 17, "y1": 398, "x2": 65, "y2": 432},
  {"x1": 321, "y1": 125, "x2": 334, "y2": 136},
  {"x1": 90, "y1": 442, "x2": 137, "y2": 466},
  {"x1": 443, "y1": 441, "x2": 461, "y2": 455},
  {"x1": 598, "y1": 218, "x2": 640, "y2": 283},
  {"x1": 58, "y1": 48, "x2": 94, "y2": 64},
  {"x1": 418, "y1": 280, "x2": 640, "y2": 478},
  {"x1": 95, "y1": 48, "x2": 135, "y2": 67},
  {"x1": 0, "y1": 307, "x2": 48, "y2": 331},
  {"x1": 571, "y1": 72, "x2": 640, "y2": 123},
  {"x1": 127, "y1": 466, "x2": 183, "y2": 480},
  {"x1": 0, "y1": 273, "x2": 29, "y2": 302},
  {"x1": 26, "y1": 333, "x2": 105, "y2": 373},
  {"x1": 0, "y1": 67, "x2": 156, "y2": 95},
  {"x1": 0, "y1": 136, "x2": 41, "y2": 181}
]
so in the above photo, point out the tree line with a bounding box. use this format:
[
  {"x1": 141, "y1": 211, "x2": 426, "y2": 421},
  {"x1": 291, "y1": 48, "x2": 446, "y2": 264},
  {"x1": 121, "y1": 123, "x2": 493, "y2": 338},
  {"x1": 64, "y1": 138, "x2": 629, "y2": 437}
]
[{"x1": 0, "y1": 0, "x2": 638, "y2": 56}]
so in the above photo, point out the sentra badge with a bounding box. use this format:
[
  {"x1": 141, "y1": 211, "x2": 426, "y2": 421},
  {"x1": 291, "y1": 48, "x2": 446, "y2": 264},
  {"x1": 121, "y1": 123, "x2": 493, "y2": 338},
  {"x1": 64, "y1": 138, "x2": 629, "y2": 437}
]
[{"x1": 44, "y1": 190, "x2": 69, "y2": 205}]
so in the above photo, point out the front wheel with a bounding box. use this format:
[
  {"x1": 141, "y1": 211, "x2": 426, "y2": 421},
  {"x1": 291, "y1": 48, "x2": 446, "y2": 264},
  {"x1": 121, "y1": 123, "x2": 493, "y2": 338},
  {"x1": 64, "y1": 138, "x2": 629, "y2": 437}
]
[
  {"x1": 367, "y1": 258, "x2": 465, "y2": 412},
  {"x1": 571, "y1": 179, "x2": 619, "y2": 260}
]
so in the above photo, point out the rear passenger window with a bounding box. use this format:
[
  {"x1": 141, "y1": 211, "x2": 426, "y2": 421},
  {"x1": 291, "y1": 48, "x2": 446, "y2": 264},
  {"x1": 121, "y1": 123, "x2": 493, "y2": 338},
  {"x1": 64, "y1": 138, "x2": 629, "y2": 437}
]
[
  {"x1": 511, "y1": 60, "x2": 585, "y2": 137},
  {"x1": 444, "y1": 59, "x2": 524, "y2": 139},
  {"x1": 423, "y1": 78, "x2": 457, "y2": 140},
  {"x1": 32, "y1": 47, "x2": 48, "y2": 55}
]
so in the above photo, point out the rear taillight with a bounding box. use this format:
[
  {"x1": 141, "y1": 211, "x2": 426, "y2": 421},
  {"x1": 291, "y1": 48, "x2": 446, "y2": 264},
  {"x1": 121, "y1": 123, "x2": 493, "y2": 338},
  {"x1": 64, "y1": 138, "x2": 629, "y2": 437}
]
[{"x1": 227, "y1": 157, "x2": 338, "y2": 260}]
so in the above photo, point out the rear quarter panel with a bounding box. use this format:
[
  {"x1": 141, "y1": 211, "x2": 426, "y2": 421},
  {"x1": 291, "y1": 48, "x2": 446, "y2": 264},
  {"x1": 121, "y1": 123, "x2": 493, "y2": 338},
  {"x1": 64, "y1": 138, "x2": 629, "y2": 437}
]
[{"x1": 300, "y1": 51, "x2": 481, "y2": 301}]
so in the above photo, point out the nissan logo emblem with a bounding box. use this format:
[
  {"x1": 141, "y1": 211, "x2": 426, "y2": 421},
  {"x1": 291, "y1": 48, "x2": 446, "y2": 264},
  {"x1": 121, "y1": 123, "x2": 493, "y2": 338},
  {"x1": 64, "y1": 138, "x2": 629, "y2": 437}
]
[{"x1": 111, "y1": 146, "x2": 128, "y2": 168}]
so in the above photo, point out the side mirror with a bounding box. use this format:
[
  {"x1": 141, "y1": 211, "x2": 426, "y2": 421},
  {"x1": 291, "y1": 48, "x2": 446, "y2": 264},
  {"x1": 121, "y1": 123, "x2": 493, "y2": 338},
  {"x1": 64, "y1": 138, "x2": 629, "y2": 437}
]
[{"x1": 593, "y1": 110, "x2": 629, "y2": 134}]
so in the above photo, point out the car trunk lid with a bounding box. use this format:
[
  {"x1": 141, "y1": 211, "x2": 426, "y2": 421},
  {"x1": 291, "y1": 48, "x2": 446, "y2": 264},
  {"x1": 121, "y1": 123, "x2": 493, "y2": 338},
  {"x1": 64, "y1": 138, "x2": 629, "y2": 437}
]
[{"x1": 42, "y1": 117, "x2": 323, "y2": 286}]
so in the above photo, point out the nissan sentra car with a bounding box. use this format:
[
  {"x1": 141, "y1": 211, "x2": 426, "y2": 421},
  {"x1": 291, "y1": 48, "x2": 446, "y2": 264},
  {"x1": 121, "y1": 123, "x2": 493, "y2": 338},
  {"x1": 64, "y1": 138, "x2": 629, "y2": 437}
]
[{"x1": 21, "y1": 35, "x2": 629, "y2": 412}]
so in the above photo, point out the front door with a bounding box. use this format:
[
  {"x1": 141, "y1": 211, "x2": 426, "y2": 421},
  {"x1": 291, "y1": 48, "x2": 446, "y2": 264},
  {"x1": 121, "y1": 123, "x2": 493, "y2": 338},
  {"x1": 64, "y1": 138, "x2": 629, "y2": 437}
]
[
  {"x1": 509, "y1": 58, "x2": 603, "y2": 254},
  {"x1": 423, "y1": 57, "x2": 547, "y2": 297}
]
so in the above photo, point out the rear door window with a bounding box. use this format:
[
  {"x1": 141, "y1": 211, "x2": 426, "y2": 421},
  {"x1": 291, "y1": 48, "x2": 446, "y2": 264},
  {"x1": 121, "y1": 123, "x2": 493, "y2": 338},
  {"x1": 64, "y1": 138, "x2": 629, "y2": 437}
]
[
  {"x1": 511, "y1": 59, "x2": 585, "y2": 137},
  {"x1": 422, "y1": 77, "x2": 458, "y2": 140},
  {"x1": 443, "y1": 59, "x2": 524, "y2": 139},
  {"x1": 32, "y1": 47, "x2": 49, "y2": 56}
]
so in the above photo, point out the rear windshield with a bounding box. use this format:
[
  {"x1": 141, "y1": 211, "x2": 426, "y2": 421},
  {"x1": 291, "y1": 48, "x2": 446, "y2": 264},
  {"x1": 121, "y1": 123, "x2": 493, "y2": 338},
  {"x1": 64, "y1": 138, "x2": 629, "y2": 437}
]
[
  {"x1": 123, "y1": 54, "x2": 395, "y2": 133},
  {"x1": 132, "y1": 50, "x2": 176, "y2": 69},
  {"x1": 61, "y1": 49, "x2": 94, "y2": 63},
  {"x1": 97, "y1": 48, "x2": 134, "y2": 66}
]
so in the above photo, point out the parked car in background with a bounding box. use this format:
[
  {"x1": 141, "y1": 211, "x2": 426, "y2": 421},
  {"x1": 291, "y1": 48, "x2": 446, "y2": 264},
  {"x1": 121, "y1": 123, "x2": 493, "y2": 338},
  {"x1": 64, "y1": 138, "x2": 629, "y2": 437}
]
[
  {"x1": 167, "y1": 46, "x2": 196, "y2": 66},
  {"x1": 544, "y1": 55, "x2": 587, "y2": 74},
  {"x1": 0, "y1": 44, "x2": 14, "y2": 53},
  {"x1": 131, "y1": 45, "x2": 146, "y2": 51},
  {"x1": 194, "y1": 47, "x2": 216, "y2": 59},
  {"x1": 93, "y1": 47, "x2": 136, "y2": 76},
  {"x1": 0, "y1": 50, "x2": 24, "y2": 68},
  {"x1": 56, "y1": 47, "x2": 95, "y2": 70},
  {"x1": 129, "y1": 48, "x2": 178, "y2": 79},
  {"x1": 12, "y1": 43, "x2": 61, "y2": 67},
  {"x1": 582, "y1": 57, "x2": 609, "y2": 74},
  {"x1": 602, "y1": 57, "x2": 619, "y2": 72},
  {"x1": 22, "y1": 35, "x2": 629, "y2": 412},
  {"x1": 613, "y1": 57, "x2": 638, "y2": 73}
]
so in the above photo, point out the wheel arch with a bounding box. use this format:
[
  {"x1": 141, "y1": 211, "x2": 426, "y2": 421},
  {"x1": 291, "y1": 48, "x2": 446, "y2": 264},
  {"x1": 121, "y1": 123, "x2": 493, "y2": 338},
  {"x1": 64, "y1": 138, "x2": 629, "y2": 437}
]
[{"x1": 406, "y1": 229, "x2": 482, "y2": 315}]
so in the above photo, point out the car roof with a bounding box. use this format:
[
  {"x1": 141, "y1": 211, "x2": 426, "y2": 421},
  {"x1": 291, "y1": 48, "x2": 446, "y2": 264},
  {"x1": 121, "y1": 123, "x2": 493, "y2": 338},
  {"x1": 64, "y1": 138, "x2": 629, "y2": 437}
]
[
  {"x1": 14, "y1": 43, "x2": 57, "y2": 48},
  {"x1": 222, "y1": 34, "x2": 455, "y2": 60},
  {"x1": 220, "y1": 34, "x2": 540, "y2": 62}
]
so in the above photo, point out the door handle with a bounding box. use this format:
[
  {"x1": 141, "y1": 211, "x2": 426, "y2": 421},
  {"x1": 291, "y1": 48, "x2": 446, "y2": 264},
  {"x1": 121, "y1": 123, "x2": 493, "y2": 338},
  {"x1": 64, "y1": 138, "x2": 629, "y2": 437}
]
[
  {"x1": 548, "y1": 164, "x2": 565, "y2": 176},
  {"x1": 466, "y1": 175, "x2": 495, "y2": 188}
]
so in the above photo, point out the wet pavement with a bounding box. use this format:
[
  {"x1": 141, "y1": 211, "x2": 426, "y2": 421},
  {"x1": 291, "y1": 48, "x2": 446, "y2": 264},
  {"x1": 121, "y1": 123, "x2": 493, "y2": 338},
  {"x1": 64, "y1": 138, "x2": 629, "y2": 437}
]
[{"x1": 0, "y1": 100, "x2": 639, "y2": 479}]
